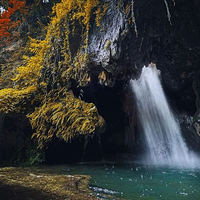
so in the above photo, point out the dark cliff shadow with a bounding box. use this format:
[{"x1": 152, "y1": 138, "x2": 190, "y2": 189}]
[{"x1": 0, "y1": 180, "x2": 62, "y2": 200}]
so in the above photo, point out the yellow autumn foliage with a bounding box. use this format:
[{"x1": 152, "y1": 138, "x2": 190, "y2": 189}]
[
  {"x1": 0, "y1": 86, "x2": 37, "y2": 113},
  {"x1": 0, "y1": 0, "x2": 107, "y2": 147},
  {"x1": 28, "y1": 89, "x2": 104, "y2": 148}
]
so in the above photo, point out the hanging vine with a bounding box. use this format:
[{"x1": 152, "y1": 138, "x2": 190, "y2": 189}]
[{"x1": 163, "y1": 0, "x2": 172, "y2": 25}]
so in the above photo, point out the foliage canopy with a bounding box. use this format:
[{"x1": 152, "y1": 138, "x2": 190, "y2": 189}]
[{"x1": 0, "y1": 0, "x2": 106, "y2": 148}]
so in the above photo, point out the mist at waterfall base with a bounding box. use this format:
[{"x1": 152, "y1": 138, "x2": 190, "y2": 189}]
[{"x1": 130, "y1": 65, "x2": 200, "y2": 168}]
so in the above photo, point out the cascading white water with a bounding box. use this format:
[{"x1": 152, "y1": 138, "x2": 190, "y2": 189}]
[{"x1": 130, "y1": 65, "x2": 199, "y2": 168}]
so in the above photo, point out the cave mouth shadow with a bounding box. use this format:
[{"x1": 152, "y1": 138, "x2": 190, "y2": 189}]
[{"x1": 45, "y1": 80, "x2": 135, "y2": 164}]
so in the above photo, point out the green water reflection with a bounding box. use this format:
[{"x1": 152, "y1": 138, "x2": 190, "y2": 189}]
[{"x1": 67, "y1": 163, "x2": 200, "y2": 200}]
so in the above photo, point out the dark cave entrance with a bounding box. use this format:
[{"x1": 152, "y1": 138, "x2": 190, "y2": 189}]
[{"x1": 45, "y1": 80, "x2": 133, "y2": 164}]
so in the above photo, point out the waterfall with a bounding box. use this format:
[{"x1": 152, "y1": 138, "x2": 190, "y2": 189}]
[{"x1": 130, "y1": 65, "x2": 199, "y2": 168}]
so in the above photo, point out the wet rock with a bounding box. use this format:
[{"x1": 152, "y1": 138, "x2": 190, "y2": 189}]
[
  {"x1": 88, "y1": 0, "x2": 128, "y2": 75},
  {"x1": 193, "y1": 70, "x2": 200, "y2": 136}
]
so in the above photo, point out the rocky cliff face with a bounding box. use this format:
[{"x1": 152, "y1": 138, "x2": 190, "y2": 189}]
[
  {"x1": 85, "y1": 0, "x2": 200, "y2": 151},
  {"x1": 0, "y1": 0, "x2": 200, "y2": 164},
  {"x1": 193, "y1": 71, "x2": 200, "y2": 137},
  {"x1": 87, "y1": 0, "x2": 200, "y2": 101}
]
